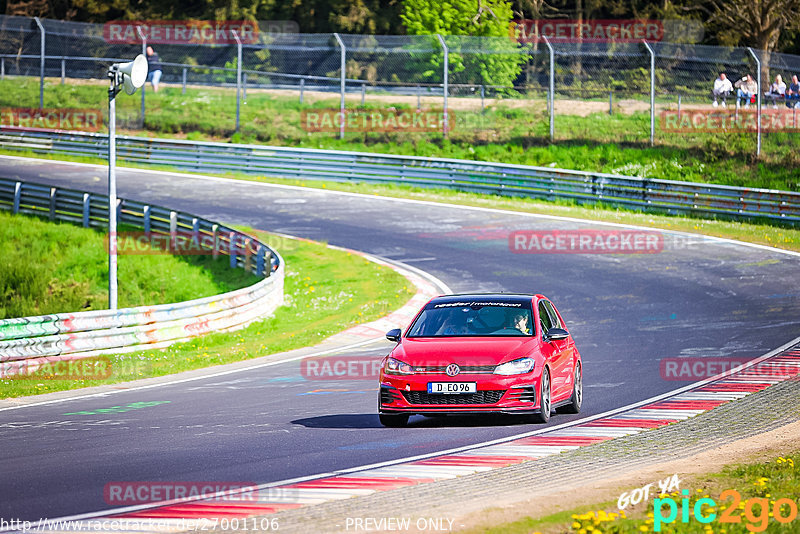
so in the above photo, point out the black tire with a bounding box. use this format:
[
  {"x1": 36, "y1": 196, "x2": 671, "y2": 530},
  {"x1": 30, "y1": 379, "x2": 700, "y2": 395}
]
[
  {"x1": 530, "y1": 368, "x2": 551, "y2": 424},
  {"x1": 379, "y1": 413, "x2": 409, "y2": 427},
  {"x1": 560, "y1": 362, "x2": 582, "y2": 414}
]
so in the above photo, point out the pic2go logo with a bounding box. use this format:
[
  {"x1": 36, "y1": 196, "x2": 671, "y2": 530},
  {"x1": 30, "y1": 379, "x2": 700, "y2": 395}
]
[{"x1": 654, "y1": 489, "x2": 799, "y2": 532}]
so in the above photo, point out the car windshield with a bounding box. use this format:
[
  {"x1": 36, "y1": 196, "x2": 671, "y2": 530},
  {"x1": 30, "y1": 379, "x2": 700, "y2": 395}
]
[{"x1": 406, "y1": 301, "x2": 534, "y2": 337}]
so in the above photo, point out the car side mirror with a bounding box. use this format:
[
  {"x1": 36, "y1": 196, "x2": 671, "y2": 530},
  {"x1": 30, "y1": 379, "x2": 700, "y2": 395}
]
[
  {"x1": 386, "y1": 328, "x2": 401, "y2": 343},
  {"x1": 545, "y1": 327, "x2": 569, "y2": 341}
]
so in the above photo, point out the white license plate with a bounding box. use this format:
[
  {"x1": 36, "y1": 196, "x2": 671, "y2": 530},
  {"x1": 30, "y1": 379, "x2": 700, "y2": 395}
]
[{"x1": 427, "y1": 382, "x2": 477, "y2": 394}]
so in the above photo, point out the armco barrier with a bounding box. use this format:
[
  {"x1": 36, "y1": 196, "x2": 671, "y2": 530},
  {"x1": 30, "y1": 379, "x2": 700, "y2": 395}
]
[
  {"x1": 1, "y1": 129, "x2": 798, "y2": 223},
  {"x1": 0, "y1": 177, "x2": 284, "y2": 372}
]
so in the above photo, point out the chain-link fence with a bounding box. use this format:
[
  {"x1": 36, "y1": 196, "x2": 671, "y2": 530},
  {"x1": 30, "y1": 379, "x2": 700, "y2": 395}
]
[{"x1": 3, "y1": 15, "x2": 800, "y2": 159}]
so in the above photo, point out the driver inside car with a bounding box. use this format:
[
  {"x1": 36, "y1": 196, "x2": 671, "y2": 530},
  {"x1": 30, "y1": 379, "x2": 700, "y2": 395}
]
[{"x1": 510, "y1": 312, "x2": 531, "y2": 334}]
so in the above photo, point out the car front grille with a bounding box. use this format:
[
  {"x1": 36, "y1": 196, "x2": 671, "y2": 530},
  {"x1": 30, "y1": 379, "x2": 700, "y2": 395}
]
[
  {"x1": 401, "y1": 390, "x2": 506, "y2": 405},
  {"x1": 413, "y1": 365, "x2": 496, "y2": 374}
]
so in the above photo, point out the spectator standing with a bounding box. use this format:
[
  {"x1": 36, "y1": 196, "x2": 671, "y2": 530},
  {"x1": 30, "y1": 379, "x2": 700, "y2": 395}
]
[
  {"x1": 712, "y1": 73, "x2": 733, "y2": 107},
  {"x1": 765, "y1": 74, "x2": 786, "y2": 108},
  {"x1": 146, "y1": 46, "x2": 163, "y2": 92},
  {"x1": 786, "y1": 75, "x2": 800, "y2": 108},
  {"x1": 734, "y1": 74, "x2": 758, "y2": 109}
]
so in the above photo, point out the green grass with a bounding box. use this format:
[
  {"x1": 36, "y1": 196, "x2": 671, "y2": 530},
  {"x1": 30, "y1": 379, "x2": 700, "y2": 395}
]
[
  {"x1": 1, "y1": 227, "x2": 415, "y2": 398},
  {"x1": 459, "y1": 452, "x2": 800, "y2": 533},
  {"x1": 0, "y1": 210, "x2": 259, "y2": 318},
  {"x1": 1, "y1": 78, "x2": 798, "y2": 192}
]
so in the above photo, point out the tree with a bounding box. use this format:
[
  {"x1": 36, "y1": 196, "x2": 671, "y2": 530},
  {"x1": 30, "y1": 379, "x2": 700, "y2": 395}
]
[
  {"x1": 401, "y1": 0, "x2": 526, "y2": 88},
  {"x1": 708, "y1": 0, "x2": 800, "y2": 52}
]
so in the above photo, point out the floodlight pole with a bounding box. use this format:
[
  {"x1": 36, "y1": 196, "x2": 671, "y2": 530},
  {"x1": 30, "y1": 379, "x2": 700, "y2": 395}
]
[{"x1": 107, "y1": 67, "x2": 120, "y2": 310}]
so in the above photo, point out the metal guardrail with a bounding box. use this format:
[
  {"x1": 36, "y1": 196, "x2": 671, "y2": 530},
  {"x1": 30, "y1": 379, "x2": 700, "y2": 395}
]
[
  {"x1": 0, "y1": 176, "x2": 284, "y2": 370},
  {"x1": 1, "y1": 128, "x2": 798, "y2": 223}
]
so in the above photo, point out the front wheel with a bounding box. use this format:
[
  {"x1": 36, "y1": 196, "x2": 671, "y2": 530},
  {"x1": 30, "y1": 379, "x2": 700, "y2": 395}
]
[
  {"x1": 560, "y1": 362, "x2": 582, "y2": 414},
  {"x1": 379, "y1": 413, "x2": 409, "y2": 427},
  {"x1": 530, "y1": 369, "x2": 551, "y2": 424}
]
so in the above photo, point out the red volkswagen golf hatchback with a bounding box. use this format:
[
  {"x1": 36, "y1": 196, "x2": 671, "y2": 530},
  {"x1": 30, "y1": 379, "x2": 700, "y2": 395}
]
[{"x1": 378, "y1": 294, "x2": 582, "y2": 427}]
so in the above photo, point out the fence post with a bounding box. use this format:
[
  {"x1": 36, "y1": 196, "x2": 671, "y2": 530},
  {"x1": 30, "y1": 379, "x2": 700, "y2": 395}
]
[
  {"x1": 361, "y1": 82, "x2": 365, "y2": 106},
  {"x1": 82, "y1": 193, "x2": 90, "y2": 227},
  {"x1": 143, "y1": 205, "x2": 151, "y2": 234},
  {"x1": 642, "y1": 40, "x2": 655, "y2": 147},
  {"x1": 1, "y1": 57, "x2": 5, "y2": 80},
  {"x1": 748, "y1": 47, "x2": 762, "y2": 157},
  {"x1": 49, "y1": 187, "x2": 56, "y2": 221},
  {"x1": 212, "y1": 224, "x2": 219, "y2": 259},
  {"x1": 232, "y1": 30, "x2": 243, "y2": 133},
  {"x1": 333, "y1": 33, "x2": 346, "y2": 139},
  {"x1": 609, "y1": 90, "x2": 613, "y2": 114},
  {"x1": 61, "y1": 58, "x2": 65, "y2": 84},
  {"x1": 256, "y1": 245, "x2": 266, "y2": 276},
  {"x1": 13, "y1": 182, "x2": 21, "y2": 214},
  {"x1": 229, "y1": 231, "x2": 238, "y2": 269},
  {"x1": 182, "y1": 67, "x2": 187, "y2": 94},
  {"x1": 436, "y1": 34, "x2": 449, "y2": 137},
  {"x1": 137, "y1": 26, "x2": 147, "y2": 128},
  {"x1": 300, "y1": 78, "x2": 305, "y2": 103},
  {"x1": 543, "y1": 36, "x2": 554, "y2": 142},
  {"x1": 33, "y1": 17, "x2": 45, "y2": 109}
]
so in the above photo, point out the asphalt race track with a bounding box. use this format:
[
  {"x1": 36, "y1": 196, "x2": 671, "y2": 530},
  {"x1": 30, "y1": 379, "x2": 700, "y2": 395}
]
[{"x1": 1, "y1": 157, "x2": 799, "y2": 522}]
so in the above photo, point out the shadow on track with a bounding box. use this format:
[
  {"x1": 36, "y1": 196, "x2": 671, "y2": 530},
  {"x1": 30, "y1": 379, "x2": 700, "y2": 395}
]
[{"x1": 292, "y1": 414, "x2": 544, "y2": 429}]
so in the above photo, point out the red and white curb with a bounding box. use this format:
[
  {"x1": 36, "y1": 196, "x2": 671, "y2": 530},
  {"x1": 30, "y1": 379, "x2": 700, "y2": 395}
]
[{"x1": 25, "y1": 344, "x2": 800, "y2": 533}]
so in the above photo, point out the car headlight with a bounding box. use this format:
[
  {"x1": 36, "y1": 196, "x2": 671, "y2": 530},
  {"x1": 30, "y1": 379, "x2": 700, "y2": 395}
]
[
  {"x1": 385, "y1": 357, "x2": 415, "y2": 375},
  {"x1": 493, "y1": 357, "x2": 535, "y2": 375}
]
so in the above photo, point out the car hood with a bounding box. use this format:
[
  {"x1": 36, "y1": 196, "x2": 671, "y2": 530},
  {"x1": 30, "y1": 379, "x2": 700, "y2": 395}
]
[{"x1": 393, "y1": 337, "x2": 537, "y2": 366}]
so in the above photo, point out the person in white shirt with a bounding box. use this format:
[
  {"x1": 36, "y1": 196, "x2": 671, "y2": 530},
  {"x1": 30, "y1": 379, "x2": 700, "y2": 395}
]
[
  {"x1": 712, "y1": 73, "x2": 733, "y2": 108},
  {"x1": 765, "y1": 74, "x2": 787, "y2": 108},
  {"x1": 735, "y1": 74, "x2": 758, "y2": 109}
]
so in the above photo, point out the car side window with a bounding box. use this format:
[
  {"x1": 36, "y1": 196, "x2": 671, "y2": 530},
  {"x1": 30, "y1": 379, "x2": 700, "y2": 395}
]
[
  {"x1": 538, "y1": 301, "x2": 553, "y2": 337},
  {"x1": 542, "y1": 300, "x2": 562, "y2": 329}
]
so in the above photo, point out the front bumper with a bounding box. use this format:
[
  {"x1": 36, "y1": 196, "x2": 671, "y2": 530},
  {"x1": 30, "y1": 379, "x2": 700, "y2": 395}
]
[{"x1": 379, "y1": 371, "x2": 542, "y2": 415}]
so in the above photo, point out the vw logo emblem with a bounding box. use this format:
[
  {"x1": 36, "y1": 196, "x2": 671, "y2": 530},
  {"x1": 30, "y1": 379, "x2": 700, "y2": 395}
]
[{"x1": 445, "y1": 363, "x2": 460, "y2": 377}]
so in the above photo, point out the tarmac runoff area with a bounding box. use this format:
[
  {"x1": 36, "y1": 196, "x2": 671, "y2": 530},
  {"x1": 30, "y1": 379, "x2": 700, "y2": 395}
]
[{"x1": 251, "y1": 351, "x2": 800, "y2": 534}]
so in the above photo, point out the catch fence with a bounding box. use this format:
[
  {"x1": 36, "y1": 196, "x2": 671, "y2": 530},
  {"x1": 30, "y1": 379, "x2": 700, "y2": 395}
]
[{"x1": 2, "y1": 15, "x2": 800, "y2": 158}]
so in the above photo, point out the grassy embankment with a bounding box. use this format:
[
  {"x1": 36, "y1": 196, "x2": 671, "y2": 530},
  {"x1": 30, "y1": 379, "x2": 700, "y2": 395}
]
[{"x1": 0, "y1": 212, "x2": 414, "y2": 398}]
